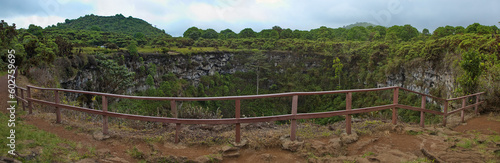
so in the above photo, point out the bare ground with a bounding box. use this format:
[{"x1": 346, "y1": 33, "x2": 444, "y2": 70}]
[{"x1": 2, "y1": 74, "x2": 500, "y2": 163}]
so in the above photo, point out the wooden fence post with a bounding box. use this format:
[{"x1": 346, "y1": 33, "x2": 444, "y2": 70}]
[
  {"x1": 15, "y1": 87, "x2": 18, "y2": 106},
  {"x1": 392, "y1": 87, "x2": 399, "y2": 125},
  {"x1": 461, "y1": 98, "x2": 465, "y2": 123},
  {"x1": 27, "y1": 86, "x2": 32, "y2": 114},
  {"x1": 235, "y1": 99, "x2": 241, "y2": 143},
  {"x1": 443, "y1": 101, "x2": 448, "y2": 126},
  {"x1": 55, "y1": 90, "x2": 61, "y2": 124},
  {"x1": 420, "y1": 96, "x2": 426, "y2": 128},
  {"x1": 102, "y1": 96, "x2": 109, "y2": 135},
  {"x1": 290, "y1": 95, "x2": 298, "y2": 141},
  {"x1": 475, "y1": 95, "x2": 479, "y2": 114},
  {"x1": 345, "y1": 92, "x2": 352, "y2": 134},
  {"x1": 171, "y1": 100, "x2": 180, "y2": 143},
  {"x1": 21, "y1": 89, "x2": 25, "y2": 111}
]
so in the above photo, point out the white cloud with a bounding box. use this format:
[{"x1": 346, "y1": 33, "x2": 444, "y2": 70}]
[{"x1": 6, "y1": 15, "x2": 66, "y2": 28}]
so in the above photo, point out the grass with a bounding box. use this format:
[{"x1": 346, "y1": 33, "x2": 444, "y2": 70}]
[
  {"x1": 126, "y1": 146, "x2": 145, "y2": 159},
  {"x1": 456, "y1": 138, "x2": 475, "y2": 149},
  {"x1": 361, "y1": 151, "x2": 375, "y2": 158},
  {"x1": 402, "y1": 157, "x2": 435, "y2": 163},
  {"x1": 0, "y1": 111, "x2": 90, "y2": 162},
  {"x1": 407, "y1": 130, "x2": 424, "y2": 135},
  {"x1": 0, "y1": 70, "x2": 8, "y2": 76}
]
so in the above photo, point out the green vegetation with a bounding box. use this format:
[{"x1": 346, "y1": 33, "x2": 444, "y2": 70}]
[
  {"x1": 1, "y1": 15, "x2": 499, "y2": 124},
  {"x1": 126, "y1": 146, "x2": 145, "y2": 159},
  {"x1": 0, "y1": 112, "x2": 90, "y2": 162},
  {"x1": 56, "y1": 14, "x2": 169, "y2": 37}
]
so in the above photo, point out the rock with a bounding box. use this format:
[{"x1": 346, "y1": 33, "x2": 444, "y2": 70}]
[
  {"x1": 371, "y1": 149, "x2": 418, "y2": 163},
  {"x1": 194, "y1": 155, "x2": 210, "y2": 163},
  {"x1": 105, "y1": 157, "x2": 129, "y2": 163},
  {"x1": 231, "y1": 139, "x2": 248, "y2": 148},
  {"x1": 392, "y1": 124, "x2": 405, "y2": 134},
  {"x1": 93, "y1": 131, "x2": 110, "y2": 141},
  {"x1": 259, "y1": 153, "x2": 276, "y2": 162},
  {"x1": 75, "y1": 158, "x2": 97, "y2": 163},
  {"x1": 96, "y1": 148, "x2": 111, "y2": 157},
  {"x1": 340, "y1": 132, "x2": 359, "y2": 144},
  {"x1": 0, "y1": 156, "x2": 22, "y2": 163},
  {"x1": 281, "y1": 139, "x2": 304, "y2": 152},
  {"x1": 221, "y1": 146, "x2": 240, "y2": 158},
  {"x1": 421, "y1": 148, "x2": 444, "y2": 163}
]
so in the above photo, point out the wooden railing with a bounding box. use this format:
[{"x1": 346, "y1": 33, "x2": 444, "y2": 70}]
[{"x1": 14, "y1": 85, "x2": 484, "y2": 143}]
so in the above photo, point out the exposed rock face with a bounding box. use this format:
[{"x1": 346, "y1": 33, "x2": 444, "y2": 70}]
[
  {"x1": 378, "y1": 61, "x2": 456, "y2": 99},
  {"x1": 61, "y1": 51, "x2": 327, "y2": 95}
]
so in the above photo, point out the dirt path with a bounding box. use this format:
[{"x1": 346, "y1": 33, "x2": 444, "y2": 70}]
[
  {"x1": 453, "y1": 114, "x2": 500, "y2": 134},
  {"x1": 3, "y1": 74, "x2": 499, "y2": 162},
  {"x1": 1, "y1": 75, "x2": 305, "y2": 162}
]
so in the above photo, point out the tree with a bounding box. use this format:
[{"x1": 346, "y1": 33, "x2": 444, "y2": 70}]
[
  {"x1": 280, "y1": 28, "x2": 293, "y2": 39},
  {"x1": 146, "y1": 74, "x2": 154, "y2": 86},
  {"x1": 458, "y1": 50, "x2": 482, "y2": 95},
  {"x1": 54, "y1": 36, "x2": 73, "y2": 56},
  {"x1": 259, "y1": 29, "x2": 279, "y2": 39},
  {"x1": 455, "y1": 26, "x2": 465, "y2": 34},
  {"x1": 272, "y1": 25, "x2": 283, "y2": 34},
  {"x1": 201, "y1": 28, "x2": 218, "y2": 39},
  {"x1": 347, "y1": 26, "x2": 368, "y2": 41},
  {"x1": 27, "y1": 24, "x2": 43, "y2": 38},
  {"x1": 134, "y1": 32, "x2": 145, "y2": 39},
  {"x1": 220, "y1": 29, "x2": 237, "y2": 39},
  {"x1": 127, "y1": 42, "x2": 138, "y2": 56},
  {"x1": 422, "y1": 28, "x2": 430, "y2": 36},
  {"x1": 104, "y1": 43, "x2": 119, "y2": 49},
  {"x1": 332, "y1": 57, "x2": 343, "y2": 88},
  {"x1": 400, "y1": 24, "x2": 419, "y2": 41},
  {"x1": 245, "y1": 52, "x2": 270, "y2": 95},
  {"x1": 477, "y1": 25, "x2": 493, "y2": 35},
  {"x1": 95, "y1": 56, "x2": 135, "y2": 94},
  {"x1": 239, "y1": 28, "x2": 256, "y2": 38},
  {"x1": 183, "y1": 26, "x2": 202, "y2": 40}
]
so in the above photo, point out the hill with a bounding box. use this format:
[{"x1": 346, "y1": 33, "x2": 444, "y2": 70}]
[
  {"x1": 54, "y1": 14, "x2": 170, "y2": 37},
  {"x1": 343, "y1": 22, "x2": 377, "y2": 29}
]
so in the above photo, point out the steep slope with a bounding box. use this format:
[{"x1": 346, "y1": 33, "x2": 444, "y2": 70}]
[{"x1": 54, "y1": 14, "x2": 169, "y2": 37}]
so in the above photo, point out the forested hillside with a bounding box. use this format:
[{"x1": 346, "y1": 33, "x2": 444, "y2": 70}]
[{"x1": 0, "y1": 16, "x2": 499, "y2": 124}]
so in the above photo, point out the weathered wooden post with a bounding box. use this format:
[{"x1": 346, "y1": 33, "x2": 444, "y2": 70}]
[
  {"x1": 392, "y1": 87, "x2": 399, "y2": 125},
  {"x1": 55, "y1": 90, "x2": 61, "y2": 124},
  {"x1": 27, "y1": 86, "x2": 32, "y2": 114},
  {"x1": 235, "y1": 99, "x2": 241, "y2": 143},
  {"x1": 290, "y1": 95, "x2": 298, "y2": 141},
  {"x1": 20, "y1": 89, "x2": 25, "y2": 111},
  {"x1": 102, "y1": 96, "x2": 108, "y2": 135},
  {"x1": 461, "y1": 98, "x2": 466, "y2": 123},
  {"x1": 171, "y1": 100, "x2": 180, "y2": 143},
  {"x1": 443, "y1": 101, "x2": 448, "y2": 126},
  {"x1": 420, "y1": 95, "x2": 426, "y2": 128},
  {"x1": 474, "y1": 95, "x2": 479, "y2": 114},
  {"x1": 346, "y1": 92, "x2": 352, "y2": 134}
]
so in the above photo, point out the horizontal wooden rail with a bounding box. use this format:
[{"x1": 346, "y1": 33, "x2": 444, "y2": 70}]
[
  {"x1": 25, "y1": 85, "x2": 398, "y2": 101},
  {"x1": 15, "y1": 85, "x2": 485, "y2": 143},
  {"x1": 399, "y1": 87, "x2": 447, "y2": 101},
  {"x1": 446, "y1": 102, "x2": 484, "y2": 115}
]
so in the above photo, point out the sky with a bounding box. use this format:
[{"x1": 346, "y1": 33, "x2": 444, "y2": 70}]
[{"x1": 1, "y1": 0, "x2": 499, "y2": 37}]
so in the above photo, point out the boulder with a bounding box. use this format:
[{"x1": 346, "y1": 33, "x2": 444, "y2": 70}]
[{"x1": 340, "y1": 132, "x2": 359, "y2": 144}]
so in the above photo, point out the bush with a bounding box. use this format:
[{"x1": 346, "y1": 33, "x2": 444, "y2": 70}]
[{"x1": 179, "y1": 104, "x2": 222, "y2": 119}]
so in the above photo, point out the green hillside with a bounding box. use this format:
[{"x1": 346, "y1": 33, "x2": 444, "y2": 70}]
[
  {"x1": 54, "y1": 14, "x2": 169, "y2": 37},
  {"x1": 343, "y1": 22, "x2": 376, "y2": 29}
]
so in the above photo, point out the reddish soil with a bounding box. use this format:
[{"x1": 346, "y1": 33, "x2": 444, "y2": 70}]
[
  {"x1": 3, "y1": 74, "x2": 499, "y2": 162},
  {"x1": 453, "y1": 115, "x2": 500, "y2": 134},
  {"x1": 1, "y1": 75, "x2": 305, "y2": 162}
]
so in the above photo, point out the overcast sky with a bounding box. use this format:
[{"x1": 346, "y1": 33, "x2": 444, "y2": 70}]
[{"x1": 1, "y1": 0, "x2": 499, "y2": 37}]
